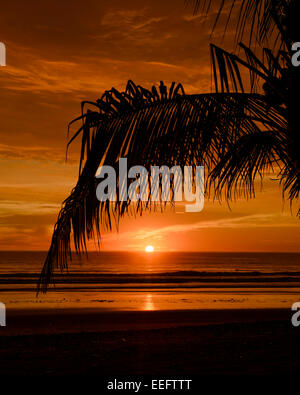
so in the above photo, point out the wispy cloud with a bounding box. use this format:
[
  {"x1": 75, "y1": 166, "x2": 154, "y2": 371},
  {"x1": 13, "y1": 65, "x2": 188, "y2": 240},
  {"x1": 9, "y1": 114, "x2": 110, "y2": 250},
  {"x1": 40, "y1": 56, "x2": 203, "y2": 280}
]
[
  {"x1": 0, "y1": 200, "x2": 60, "y2": 217},
  {"x1": 0, "y1": 143, "x2": 71, "y2": 162},
  {"x1": 103, "y1": 213, "x2": 299, "y2": 244}
]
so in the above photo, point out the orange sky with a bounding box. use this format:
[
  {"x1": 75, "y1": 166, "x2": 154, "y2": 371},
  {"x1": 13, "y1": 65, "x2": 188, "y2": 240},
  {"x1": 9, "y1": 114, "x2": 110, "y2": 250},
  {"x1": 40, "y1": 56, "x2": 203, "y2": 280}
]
[{"x1": 0, "y1": 0, "x2": 299, "y2": 252}]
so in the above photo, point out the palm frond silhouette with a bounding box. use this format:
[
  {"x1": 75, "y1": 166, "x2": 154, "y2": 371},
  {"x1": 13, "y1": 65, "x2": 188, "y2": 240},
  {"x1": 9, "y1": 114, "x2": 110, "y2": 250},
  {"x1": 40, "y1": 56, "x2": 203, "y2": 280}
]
[
  {"x1": 38, "y1": 0, "x2": 299, "y2": 292},
  {"x1": 192, "y1": 0, "x2": 299, "y2": 204},
  {"x1": 190, "y1": 0, "x2": 298, "y2": 47}
]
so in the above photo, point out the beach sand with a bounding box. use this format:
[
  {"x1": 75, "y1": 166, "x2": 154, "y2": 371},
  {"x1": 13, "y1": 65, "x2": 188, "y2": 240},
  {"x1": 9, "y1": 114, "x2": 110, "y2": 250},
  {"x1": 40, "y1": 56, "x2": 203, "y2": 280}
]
[{"x1": 0, "y1": 308, "x2": 298, "y2": 376}]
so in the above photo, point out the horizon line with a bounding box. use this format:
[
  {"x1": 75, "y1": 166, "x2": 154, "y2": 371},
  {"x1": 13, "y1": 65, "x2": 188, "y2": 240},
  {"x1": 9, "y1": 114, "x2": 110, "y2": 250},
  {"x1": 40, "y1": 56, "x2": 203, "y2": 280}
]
[{"x1": 0, "y1": 250, "x2": 300, "y2": 254}]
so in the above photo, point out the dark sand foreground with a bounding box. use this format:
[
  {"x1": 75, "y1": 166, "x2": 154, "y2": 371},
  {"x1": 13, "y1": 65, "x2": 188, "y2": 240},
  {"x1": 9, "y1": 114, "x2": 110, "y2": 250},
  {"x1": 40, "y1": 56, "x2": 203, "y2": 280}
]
[{"x1": 0, "y1": 308, "x2": 299, "y2": 376}]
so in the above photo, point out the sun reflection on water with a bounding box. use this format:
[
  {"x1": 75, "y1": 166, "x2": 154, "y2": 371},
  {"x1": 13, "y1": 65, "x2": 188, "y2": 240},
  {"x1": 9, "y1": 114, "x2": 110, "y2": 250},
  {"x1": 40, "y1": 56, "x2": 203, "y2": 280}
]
[{"x1": 143, "y1": 293, "x2": 155, "y2": 311}]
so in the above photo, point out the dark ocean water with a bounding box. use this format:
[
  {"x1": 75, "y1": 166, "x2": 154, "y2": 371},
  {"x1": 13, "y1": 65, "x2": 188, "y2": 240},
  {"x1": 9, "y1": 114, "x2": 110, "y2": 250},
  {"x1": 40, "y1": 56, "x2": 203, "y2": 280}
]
[{"x1": 0, "y1": 251, "x2": 300, "y2": 310}]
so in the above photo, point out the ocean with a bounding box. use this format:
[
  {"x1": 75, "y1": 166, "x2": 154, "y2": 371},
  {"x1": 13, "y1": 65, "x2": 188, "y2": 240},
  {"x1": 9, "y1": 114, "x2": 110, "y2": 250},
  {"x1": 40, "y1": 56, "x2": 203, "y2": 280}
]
[{"x1": 0, "y1": 251, "x2": 300, "y2": 310}]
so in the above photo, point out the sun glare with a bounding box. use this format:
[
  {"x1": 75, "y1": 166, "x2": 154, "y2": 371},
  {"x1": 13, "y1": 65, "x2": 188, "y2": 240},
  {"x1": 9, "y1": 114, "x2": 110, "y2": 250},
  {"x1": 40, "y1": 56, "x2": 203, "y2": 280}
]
[{"x1": 145, "y1": 245, "x2": 154, "y2": 253}]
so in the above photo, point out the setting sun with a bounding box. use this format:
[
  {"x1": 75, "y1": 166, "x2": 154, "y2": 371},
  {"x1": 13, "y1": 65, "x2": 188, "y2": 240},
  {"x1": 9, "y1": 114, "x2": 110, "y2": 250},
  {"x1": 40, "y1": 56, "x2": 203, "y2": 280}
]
[{"x1": 145, "y1": 245, "x2": 154, "y2": 253}]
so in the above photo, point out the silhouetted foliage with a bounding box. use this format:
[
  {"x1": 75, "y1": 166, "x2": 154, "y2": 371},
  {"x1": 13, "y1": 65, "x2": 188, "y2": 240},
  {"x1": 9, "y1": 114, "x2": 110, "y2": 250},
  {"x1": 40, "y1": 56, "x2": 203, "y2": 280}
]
[{"x1": 38, "y1": 0, "x2": 299, "y2": 292}]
